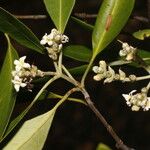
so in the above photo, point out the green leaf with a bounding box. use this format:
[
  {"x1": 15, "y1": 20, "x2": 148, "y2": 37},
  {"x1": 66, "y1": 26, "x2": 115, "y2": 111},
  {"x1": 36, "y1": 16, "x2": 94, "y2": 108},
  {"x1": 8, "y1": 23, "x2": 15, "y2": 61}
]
[
  {"x1": 96, "y1": 143, "x2": 112, "y2": 150},
  {"x1": 3, "y1": 108, "x2": 56, "y2": 150},
  {"x1": 63, "y1": 45, "x2": 92, "y2": 62},
  {"x1": 69, "y1": 65, "x2": 88, "y2": 75},
  {"x1": 92, "y1": 0, "x2": 135, "y2": 57},
  {"x1": 138, "y1": 49, "x2": 150, "y2": 58},
  {"x1": 43, "y1": 0, "x2": 75, "y2": 33},
  {"x1": 0, "y1": 35, "x2": 18, "y2": 140},
  {"x1": 71, "y1": 16, "x2": 94, "y2": 31},
  {"x1": 3, "y1": 76, "x2": 59, "y2": 141},
  {"x1": 0, "y1": 7, "x2": 44, "y2": 54},
  {"x1": 133, "y1": 29, "x2": 150, "y2": 40}
]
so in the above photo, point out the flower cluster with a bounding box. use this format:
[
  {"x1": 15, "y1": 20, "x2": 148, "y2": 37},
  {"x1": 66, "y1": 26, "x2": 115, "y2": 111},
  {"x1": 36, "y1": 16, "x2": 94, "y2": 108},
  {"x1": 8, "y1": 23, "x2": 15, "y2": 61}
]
[
  {"x1": 40, "y1": 28, "x2": 69, "y2": 60},
  {"x1": 119, "y1": 42, "x2": 137, "y2": 61},
  {"x1": 92, "y1": 60, "x2": 136, "y2": 83},
  {"x1": 122, "y1": 88, "x2": 150, "y2": 111},
  {"x1": 12, "y1": 56, "x2": 44, "y2": 92}
]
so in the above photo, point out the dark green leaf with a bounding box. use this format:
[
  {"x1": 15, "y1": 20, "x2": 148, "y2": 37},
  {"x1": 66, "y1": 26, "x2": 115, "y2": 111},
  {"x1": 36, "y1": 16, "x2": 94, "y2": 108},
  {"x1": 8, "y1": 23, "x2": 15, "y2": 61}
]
[
  {"x1": 0, "y1": 35, "x2": 18, "y2": 141},
  {"x1": 69, "y1": 65, "x2": 88, "y2": 75},
  {"x1": 92, "y1": 0, "x2": 135, "y2": 57},
  {"x1": 133, "y1": 29, "x2": 150, "y2": 40},
  {"x1": 0, "y1": 7, "x2": 44, "y2": 53},
  {"x1": 138, "y1": 49, "x2": 150, "y2": 58},
  {"x1": 71, "y1": 16, "x2": 94, "y2": 31},
  {"x1": 63, "y1": 45, "x2": 92, "y2": 62},
  {"x1": 43, "y1": 0, "x2": 75, "y2": 33}
]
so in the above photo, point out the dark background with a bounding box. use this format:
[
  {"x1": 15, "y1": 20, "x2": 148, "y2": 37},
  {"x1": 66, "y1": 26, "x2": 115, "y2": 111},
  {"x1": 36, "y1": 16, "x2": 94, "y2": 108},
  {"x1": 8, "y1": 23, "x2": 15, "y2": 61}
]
[{"x1": 0, "y1": 0, "x2": 150, "y2": 150}]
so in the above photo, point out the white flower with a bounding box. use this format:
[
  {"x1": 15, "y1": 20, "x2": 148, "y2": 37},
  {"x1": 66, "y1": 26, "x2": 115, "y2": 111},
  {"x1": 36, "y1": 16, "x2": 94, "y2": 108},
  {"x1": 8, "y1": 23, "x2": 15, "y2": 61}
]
[
  {"x1": 131, "y1": 105, "x2": 140, "y2": 111},
  {"x1": 104, "y1": 66, "x2": 115, "y2": 83},
  {"x1": 58, "y1": 44, "x2": 63, "y2": 51},
  {"x1": 40, "y1": 33, "x2": 54, "y2": 46},
  {"x1": 12, "y1": 70, "x2": 23, "y2": 77},
  {"x1": 40, "y1": 28, "x2": 69, "y2": 60},
  {"x1": 92, "y1": 66, "x2": 100, "y2": 73},
  {"x1": 93, "y1": 74, "x2": 104, "y2": 81},
  {"x1": 40, "y1": 33, "x2": 49, "y2": 45},
  {"x1": 122, "y1": 89, "x2": 150, "y2": 111},
  {"x1": 119, "y1": 69, "x2": 126, "y2": 81},
  {"x1": 122, "y1": 90, "x2": 137, "y2": 106},
  {"x1": 14, "y1": 56, "x2": 30, "y2": 71},
  {"x1": 144, "y1": 98, "x2": 150, "y2": 111},
  {"x1": 12, "y1": 76, "x2": 27, "y2": 92},
  {"x1": 61, "y1": 35, "x2": 69, "y2": 43},
  {"x1": 119, "y1": 42, "x2": 137, "y2": 61}
]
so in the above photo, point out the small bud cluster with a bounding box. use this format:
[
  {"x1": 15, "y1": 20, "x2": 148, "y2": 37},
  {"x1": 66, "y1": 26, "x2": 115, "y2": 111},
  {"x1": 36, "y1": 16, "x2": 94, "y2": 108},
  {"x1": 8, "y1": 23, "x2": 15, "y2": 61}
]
[
  {"x1": 93, "y1": 60, "x2": 136, "y2": 83},
  {"x1": 40, "y1": 28, "x2": 69, "y2": 60},
  {"x1": 119, "y1": 42, "x2": 137, "y2": 61},
  {"x1": 12, "y1": 56, "x2": 44, "y2": 92},
  {"x1": 122, "y1": 88, "x2": 150, "y2": 111}
]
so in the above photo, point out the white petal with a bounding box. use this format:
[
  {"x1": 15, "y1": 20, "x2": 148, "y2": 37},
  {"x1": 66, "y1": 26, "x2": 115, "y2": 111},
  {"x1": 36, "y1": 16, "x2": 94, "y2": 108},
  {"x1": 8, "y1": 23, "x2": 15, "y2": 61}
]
[
  {"x1": 48, "y1": 33, "x2": 54, "y2": 40},
  {"x1": 145, "y1": 99, "x2": 150, "y2": 110},
  {"x1": 122, "y1": 94, "x2": 130, "y2": 101},
  {"x1": 131, "y1": 105, "x2": 140, "y2": 111},
  {"x1": 20, "y1": 82, "x2": 27, "y2": 87},
  {"x1": 92, "y1": 66, "x2": 99, "y2": 73},
  {"x1": 14, "y1": 84, "x2": 20, "y2": 92},
  {"x1": 122, "y1": 43, "x2": 129, "y2": 49},
  {"x1": 19, "y1": 56, "x2": 26, "y2": 64},
  {"x1": 40, "y1": 39, "x2": 47, "y2": 45},
  {"x1": 51, "y1": 28, "x2": 57, "y2": 34},
  {"x1": 12, "y1": 70, "x2": 17, "y2": 76},
  {"x1": 61, "y1": 35, "x2": 69, "y2": 43},
  {"x1": 14, "y1": 60, "x2": 19, "y2": 66},
  {"x1": 23, "y1": 63, "x2": 30, "y2": 68},
  {"x1": 58, "y1": 44, "x2": 62, "y2": 50},
  {"x1": 93, "y1": 74, "x2": 103, "y2": 81},
  {"x1": 14, "y1": 75, "x2": 21, "y2": 81},
  {"x1": 15, "y1": 65, "x2": 22, "y2": 72},
  {"x1": 48, "y1": 41, "x2": 53, "y2": 46}
]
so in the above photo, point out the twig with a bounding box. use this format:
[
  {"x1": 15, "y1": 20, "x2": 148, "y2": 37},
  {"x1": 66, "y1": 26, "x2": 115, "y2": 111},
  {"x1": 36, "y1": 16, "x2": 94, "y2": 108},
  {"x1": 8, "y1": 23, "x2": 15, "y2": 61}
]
[
  {"x1": 124, "y1": 75, "x2": 150, "y2": 82},
  {"x1": 81, "y1": 88, "x2": 135, "y2": 150},
  {"x1": 54, "y1": 87, "x2": 80, "y2": 110},
  {"x1": 60, "y1": 72, "x2": 134, "y2": 150},
  {"x1": 14, "y1": 15, "x2": 47, "y2": 19},
  {"x1": 148, "y1": 0, "x2": 150, "y2": 22},
  {"x1": 133, "y1": 16, "x2": 149, "y2": 23},
  {"x1": 74, "y1": 13, "x2": 97, "y2": 18}
]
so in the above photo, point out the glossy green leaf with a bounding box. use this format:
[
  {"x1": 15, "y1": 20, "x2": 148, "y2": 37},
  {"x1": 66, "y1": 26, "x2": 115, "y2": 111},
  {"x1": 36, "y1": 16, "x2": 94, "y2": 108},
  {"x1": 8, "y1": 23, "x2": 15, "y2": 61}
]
[
  {"x1": 71, "y1": 16, "x2": 94, "y2": 31},
  {"x1": 69, "y1": 65, "x2": 88, "y2": 75},
  {"x1": 3, "y1": 109, "x2": 56, "y2": 150},
  {"x1": 133, "y1": 29, "x2": 150, "y2": 40},
  {"x1": 63, "y1": 45, "x2": 92, "y2": 62},
  {"x1": 96, "y1": 143, "x2": 112, "y2": 150},
  {"x1": 0, "y1": 7, "x2": 44, "y2": 54},
  {"x1": 43, "y1": 0, "x2": 75, "y2": 33},
  {"x1": 92, "y1": 0, "x2": 135, "y2": 57},
  {"x1": 0, "y1": 35, "x2": 18, "y2": 140}
]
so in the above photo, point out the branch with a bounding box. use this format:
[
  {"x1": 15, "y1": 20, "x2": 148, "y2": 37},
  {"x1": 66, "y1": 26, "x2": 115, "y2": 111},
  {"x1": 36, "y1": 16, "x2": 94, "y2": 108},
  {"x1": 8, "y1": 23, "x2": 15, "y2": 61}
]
[
  {"x1": 81, "y1": 88, "x2": 135, "y2": 150},
  {"x1": 74, "y1": 13, "x2": 97, "y2": 18},
  {"x1": 14, "y1": 15, "x2": 47, "y2": 19}
]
